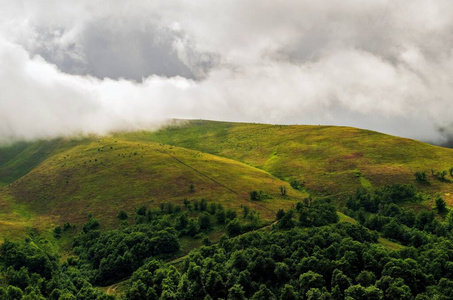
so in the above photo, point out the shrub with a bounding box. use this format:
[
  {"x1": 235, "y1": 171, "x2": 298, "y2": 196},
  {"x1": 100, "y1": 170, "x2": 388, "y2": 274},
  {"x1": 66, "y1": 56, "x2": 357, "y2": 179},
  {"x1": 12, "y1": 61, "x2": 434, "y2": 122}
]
[
  {"x1": 280, "y1": 186, "x2": 287, "y2": 196},
  {"x1": 414, "y1": 171, "x2": 428, "y2": 183},
  {"x1": 436, "y1": 197, "x2": 447, "y2": 213},
  {"x1": 53, "y1": 226, "x2": 62, "y2": 239},
  {"x1": 250, "y1": 191, "x2": 261, "y2": 201},
  {"x1": 117, "y1": 210, "x2": 128, "y2": 221}
]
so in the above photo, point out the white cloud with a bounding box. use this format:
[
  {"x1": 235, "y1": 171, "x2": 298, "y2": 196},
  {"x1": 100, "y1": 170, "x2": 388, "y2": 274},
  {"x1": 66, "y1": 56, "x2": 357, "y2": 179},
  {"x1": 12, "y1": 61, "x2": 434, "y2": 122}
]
[{"x1": 1, "y1": 0, "x2": 453, "y2": 144}]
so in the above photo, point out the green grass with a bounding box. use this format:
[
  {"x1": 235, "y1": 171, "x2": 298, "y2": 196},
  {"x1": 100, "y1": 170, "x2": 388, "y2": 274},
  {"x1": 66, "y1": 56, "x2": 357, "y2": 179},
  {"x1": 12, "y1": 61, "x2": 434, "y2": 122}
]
[
  {"x1": 2, "y1": 120, "x2": 453, "y2": 242},
  {"x1": 0, "y1": 137, "x2": 307, "y2": 240},
  {"x1": 118, "y1": 120, "x2": 453, "y2": 201},
  {"x1": 338, "y1": 212, "x2": 357, "y2": 223},
  {"x1": 378, "y1": 237, "x2": 405, "y2": 251},
  {"x1": 0, "y1": 139, "x2": 62, "y2": 186}
]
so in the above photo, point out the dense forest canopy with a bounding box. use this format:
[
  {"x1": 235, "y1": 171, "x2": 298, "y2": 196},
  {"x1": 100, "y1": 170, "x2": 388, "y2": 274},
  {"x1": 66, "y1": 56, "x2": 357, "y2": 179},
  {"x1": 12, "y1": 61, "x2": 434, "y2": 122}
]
[{"x1": 1, "y1": 185, "x2": 453, "y2": 299}]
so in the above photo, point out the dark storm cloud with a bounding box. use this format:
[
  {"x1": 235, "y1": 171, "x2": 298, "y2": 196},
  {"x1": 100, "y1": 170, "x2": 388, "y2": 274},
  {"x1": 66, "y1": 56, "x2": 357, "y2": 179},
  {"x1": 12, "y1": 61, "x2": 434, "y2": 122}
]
[{"x1": 1, "y1": 0, "x2": 453, "y2": 144}]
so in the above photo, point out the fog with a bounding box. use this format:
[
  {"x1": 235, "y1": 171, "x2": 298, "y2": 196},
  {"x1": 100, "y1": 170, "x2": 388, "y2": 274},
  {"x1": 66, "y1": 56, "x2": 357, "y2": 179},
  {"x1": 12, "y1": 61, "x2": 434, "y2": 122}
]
[{"x1": 1, "y1": 0, "x2": 453, "y2": 144}]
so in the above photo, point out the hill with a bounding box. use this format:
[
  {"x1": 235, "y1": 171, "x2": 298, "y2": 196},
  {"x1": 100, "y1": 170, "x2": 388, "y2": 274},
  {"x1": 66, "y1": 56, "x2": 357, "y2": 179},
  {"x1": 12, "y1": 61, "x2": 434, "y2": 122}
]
[
  {"x1": 1, "y1": 119, "x2": 453, "y2": 241},
  {"x1": 0, "y1": 136, "x2": 307, "y2": 240},
  {"x1": 2, "y1": 120, "x2": 453, "y2": 299},
  {"x1": 117, "y1": 120, "x2": 453, "y2": 203}
]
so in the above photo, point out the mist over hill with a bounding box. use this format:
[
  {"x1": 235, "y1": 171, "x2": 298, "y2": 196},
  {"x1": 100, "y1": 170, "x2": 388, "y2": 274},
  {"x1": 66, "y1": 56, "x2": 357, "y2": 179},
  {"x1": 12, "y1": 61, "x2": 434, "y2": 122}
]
[{"x1": 2, "y1": 1, "x2": 453, "y2": 144}]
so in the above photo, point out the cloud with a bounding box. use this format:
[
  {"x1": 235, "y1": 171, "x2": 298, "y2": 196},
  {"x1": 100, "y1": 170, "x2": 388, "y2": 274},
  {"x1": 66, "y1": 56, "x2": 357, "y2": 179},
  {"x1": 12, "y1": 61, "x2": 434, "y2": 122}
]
[{"x1": 1, "y1": 0, "x2": 453, "y2": 144}]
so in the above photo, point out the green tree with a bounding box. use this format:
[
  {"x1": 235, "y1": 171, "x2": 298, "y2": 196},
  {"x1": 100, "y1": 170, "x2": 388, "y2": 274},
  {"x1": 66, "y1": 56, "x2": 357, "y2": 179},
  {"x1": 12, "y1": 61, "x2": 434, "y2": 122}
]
[
  {"x1": 436, "y1": 197, "x2": 447, "y2": 213},
  {"x1": 117, "y1": 210, "x2": 128, "y2": 221},
  {"x1": 53, "y1": 226, "x2": 62, "y2": 239},
  {"x1": 414, "y1": 171, "x2": 428, "y2": 183},
  {"x1": 198, "y1": 212, "x2": 212, "y2": 231},
  {"x1": 251, "y1": 284, "x2": 276, "y2": 300},
  {"x1": 279, "y1": 284, "x2": 298, "y2": 300},
  {"x1": 280, "y1": 185, "x2": 287, "y2": 196},
  {"x1": 250, "y1": 191, "x2": 261, "y2": 201},
  {"x1": 228, "y1": 284, "x2": 246, "y2": 300},
  {"x1": 299, "y1": 271, "x2": 325, "y2": 295}
]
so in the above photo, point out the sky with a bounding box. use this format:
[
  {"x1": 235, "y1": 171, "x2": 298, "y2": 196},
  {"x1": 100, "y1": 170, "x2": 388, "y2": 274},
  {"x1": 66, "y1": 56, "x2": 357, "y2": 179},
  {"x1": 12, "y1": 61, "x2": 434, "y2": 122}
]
[{"x1": 1, "y1": 0, "x2": 453, "y2": 144}]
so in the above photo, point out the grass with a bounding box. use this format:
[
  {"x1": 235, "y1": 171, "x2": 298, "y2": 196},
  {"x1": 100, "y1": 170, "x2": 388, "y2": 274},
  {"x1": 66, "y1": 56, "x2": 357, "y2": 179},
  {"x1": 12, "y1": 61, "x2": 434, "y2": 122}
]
[
  {"x1": 338, "y1": 212, "x2": 357, "y2": 223},
  {"x1": 0, "y1": 139, "x2": 62, "y2": 187},
  {"x1": 2, "y1": 120, "x2": 453, "y2": 244},
  {"x1": 378, "y1": 237, "x2": 405, "y2": 251},
  {"x1": 118, "y1": 120, "x2": 453, "y2": 201},
  {"x1": 0, "y1": 137, "x2": 308, "y2": 240}
]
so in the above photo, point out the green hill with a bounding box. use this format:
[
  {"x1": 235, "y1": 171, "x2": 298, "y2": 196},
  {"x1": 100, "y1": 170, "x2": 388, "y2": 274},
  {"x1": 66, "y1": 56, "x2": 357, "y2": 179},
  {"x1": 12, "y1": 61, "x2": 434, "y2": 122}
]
[
  {"x1": 0, "y1": 139, "x2": 63, "y2": 186},
  {"x1": 1, "y1": 120, "x2": 453, "y2": 241},
  {"x1": 0, "y1": 137, "x2": 306, "y2": 240},
  {"x1": 118, "y1": 120, "x2": 453, "y2": 202}
]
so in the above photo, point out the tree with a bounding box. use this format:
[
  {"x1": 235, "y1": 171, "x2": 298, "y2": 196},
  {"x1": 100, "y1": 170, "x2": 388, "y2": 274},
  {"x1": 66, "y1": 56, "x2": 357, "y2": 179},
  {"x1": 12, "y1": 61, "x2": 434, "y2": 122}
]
[
  {"x1": 137, "y1": 206, "x2": 147, "y2": 216},
  {"x1": 436, "y1": 197, "x2": 447, "y2": 213},
  {"x1": 277, "y1": 210, "x2": 295, "y2": 229},
  {"x1": 436, "y1": 170, "x2": 448, "y2": 181},
  {"x1": 344, "y1": 284, "x2": 383, "y2": 300},
  {"x1": 250, "y1": 191, "x2": 261, "y2": 201},
  {"x1": 226, "y1": 219, "x2": 242, "y2": 236},
  {"x1": 414, "y1": 171, "x2": 428, "y2": 183},
  {"x1": 356, "y1": 270, "x2": 376, "y2": 287},
  {"x1": 279, "y1": 284, "x2": 298, "y2": 300},
  {"x1": 53, "y1": 226, "x2": 62, "y2": 239},
  {"x1": 228, "y1": 284, "x2": 246, "y2": 300},
  {"x1": 117, "y1": 210, "x2": 128, "y2": 221},
  {"x1": 198, "y1": 212, "x2": 212, "y2": 231},
  {"x1": 251, "y1": 285, "x2": 276, "y2": 300},
  {"x1": 175, "y1": 213, "x2": 189, "y2": 231},
  {"x1": 216, "y1": 210, "x2": 226, "y2": 224},
  {"x1": 276, "y1": 209, "x2": 285, "y2": 220},
  {"x1": 274, "y1": 262, "x2": 290, "y2": 282},
  {"x1": 290, "y1": 180, "x2": 304, "y2": 190},
  {"x1": 82, "y1": 218, "x2": 100, "y2": 233},
  {"x1": 299, "y1": 271, "x2": 325, "y2": 295},
  {"x1": 280, "y1": 186, "x2": 287, "y2": 196}
]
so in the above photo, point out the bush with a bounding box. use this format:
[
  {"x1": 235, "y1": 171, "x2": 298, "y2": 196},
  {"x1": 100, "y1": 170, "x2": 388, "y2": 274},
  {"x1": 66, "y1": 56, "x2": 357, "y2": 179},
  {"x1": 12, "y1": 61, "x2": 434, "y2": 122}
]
[
  {"x1": 53, "y1": 226, "x2": 62, "y2": 239},
  {"x1": 415, "y1": 171, "x2": 428, "y2": 183},
  {"x1": 250, "y1": 191, "x2": 261, "y2": 201},
  {"x1": 290, "y1": 180, "x2": 304, "y2": 190},
  {"x1": 280, "y1": 186, "x2": 287, "y2": 196},
  {"x1": 437, "y1": 170, "x2": 448, "y2": 181},
  {"x1": 117, "y1": 210, "x2": 128, "y2": 221},
  {"x1": 436, "y1": 197, "x2": 447, "y2": 213}
]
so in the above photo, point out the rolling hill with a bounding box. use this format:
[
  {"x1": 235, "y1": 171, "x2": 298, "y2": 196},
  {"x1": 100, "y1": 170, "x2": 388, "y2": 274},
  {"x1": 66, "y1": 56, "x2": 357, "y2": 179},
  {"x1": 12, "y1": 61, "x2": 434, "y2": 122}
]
[
  {"x1": 118, "y1": 120, "x2": 453, "y2": 202},
  {"x1": 1, "y1": 120, "x2": 453, "y2": 241},
  {"x1": 0, "y1": 136, "x2": 307, "y2": 240}
]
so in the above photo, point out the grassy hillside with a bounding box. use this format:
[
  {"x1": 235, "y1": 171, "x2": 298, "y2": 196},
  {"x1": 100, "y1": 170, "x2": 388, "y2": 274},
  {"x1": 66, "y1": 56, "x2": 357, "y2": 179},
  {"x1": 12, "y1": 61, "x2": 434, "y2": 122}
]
[
  {"x1": 0, "y1": 139, "x2": 63, "y2": 186},
  {"x1": 0, "y1": 137, "x2": 307, "y2": 240},
  {"x1": 1, "y1": 120, "x2": 453, "y2": 241},
  {"x1": 117, "y1": 120, "x2": 453, "y2": 203}
]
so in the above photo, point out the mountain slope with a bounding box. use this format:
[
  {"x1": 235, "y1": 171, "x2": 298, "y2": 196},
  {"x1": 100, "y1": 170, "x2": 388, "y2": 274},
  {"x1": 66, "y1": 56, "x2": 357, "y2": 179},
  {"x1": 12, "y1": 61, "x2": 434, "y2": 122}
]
[
  {"x1": 2, "y1": 120, "x2": 453, "y2": 240},
  {"x1": 118, "y1": 120, "x2": 453, "y2": 202},
  {"x1": 0, "y1": 139, "x2": 63, "y2": 186},
  {"x1": 0, "y1": 137, "x2": 306, "y2": 239}
]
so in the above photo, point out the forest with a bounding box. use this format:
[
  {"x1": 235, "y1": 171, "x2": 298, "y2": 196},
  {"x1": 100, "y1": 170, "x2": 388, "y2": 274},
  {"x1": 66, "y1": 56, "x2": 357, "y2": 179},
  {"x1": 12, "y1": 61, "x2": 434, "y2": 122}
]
[{"x1": 1, "y1": 185, "x2": 453, "y2": 299}]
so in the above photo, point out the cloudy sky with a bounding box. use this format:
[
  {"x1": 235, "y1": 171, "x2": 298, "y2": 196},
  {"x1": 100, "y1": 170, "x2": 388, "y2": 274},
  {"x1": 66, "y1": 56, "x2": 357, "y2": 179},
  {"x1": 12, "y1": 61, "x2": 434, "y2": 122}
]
[{"x1": 1, "y1": 0, "x2": 453, "y2": 144}]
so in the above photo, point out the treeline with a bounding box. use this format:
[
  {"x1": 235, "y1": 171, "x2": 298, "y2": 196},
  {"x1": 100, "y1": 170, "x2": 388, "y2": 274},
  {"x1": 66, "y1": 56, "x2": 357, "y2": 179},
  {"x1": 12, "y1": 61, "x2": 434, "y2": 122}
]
[
  {"x1": 3, "y1": 186, "x2": 453, "y2": 299},
  {"x1": 121, "y1": 195, "x2": 453, "y2": 299},
  {"x1": 0, "y1": 199, "x2": 264, "y2": 298},
  {"x1": 0, "y1": 240, "x2": 113, "y2": 299},
  {"x1": 344, "y1": 184, "x2": 451, "y2": 246},
  {"x1": 74, "y1": 200, "x2": 264, "y2": 286}
]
